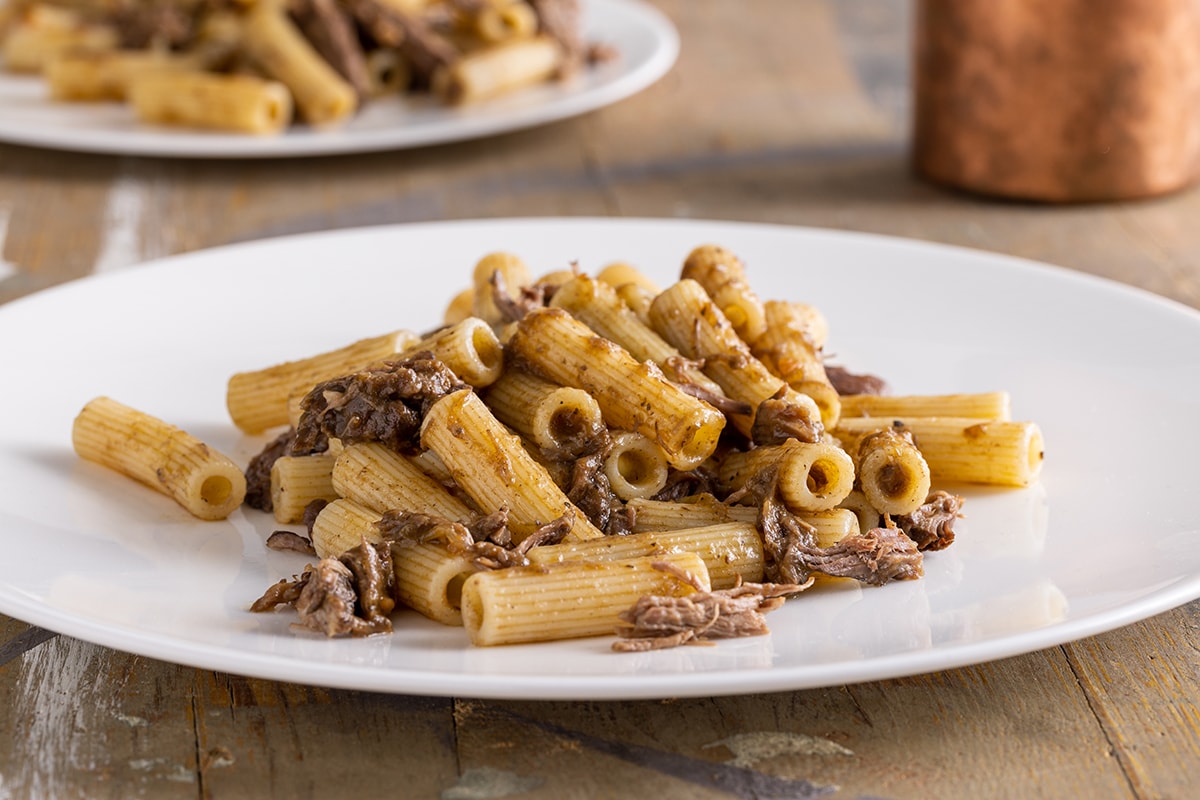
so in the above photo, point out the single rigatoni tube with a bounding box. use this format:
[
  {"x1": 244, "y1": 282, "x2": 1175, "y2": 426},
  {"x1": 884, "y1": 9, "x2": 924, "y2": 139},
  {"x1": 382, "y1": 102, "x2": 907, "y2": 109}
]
[
  {"x1": 270, "y1": 454, "x2": 339, "y2": 524},
  {"x1": 626, "y1": 496, "x2": 758, "y2": 530},
  {"x1": 834, "y1": 417, "x2": 1044, "y2": 487},
  {"x1": 788, "y1": 303, "x2": 829, "y2": 351},
  {"x1": 399, "y1": 316, "x2": 504, "y2": 388},
  {"x1": 549, "y1": 274, "x2": 724, "y2": 397},
  {"x1": 390, "y1": 541, "x2": 477, "y2": 626},
  {"x1": 680, "y1": 244, "x2": 767, "y2": 346},
  {"x1": 719, "y1": 439, "x2": 855, "y2": 512},
  {"x1": 507, "y1": 307, "x2": 726, "y2": 470},
  {"x1": 240, "y1": 1, "x2": 358, "y2": 124},
  {"x1": 596, "y1": 261, "x2": 661, "y2": 295},
  {"x1": 471, "y1": 251, "x2": 531, "y2": 324},
  {"x1": 753, "y1": 300, "x2": 841, "y2": 429},
  {"x1": 332, "y1": 442, "x2": 476, "y2": 521},
  {"x1": 364, "y1": 47, "x2": 410, "y2": 96},
  {"x1": 433, "y1": 35, "x2": 562, "y2": 104},
  {"x1": 46, "y1": 51, "x2": 187, "y2": 101},
  {"x1": 603, "y1": 432, "x2": 670, "y2": 500},
  {"x1": 526, "y1": 523, "x2": 764, "y2": 589},
  {"x1": 128, "y1": 72, "x2": 294, "y2": 135},
  {"x1": 1, "y1": 21, "x2": 118, "y2": 73},
  {"x1": 311, "y1": 497, "x2": 383, "y2": 558},
  {"x1": 461, "y1": 552, "x2": 710, "y2": 646},
  {"x1": 226, "y1": 329, "x2": 418, "y2": 433},
  {"x1": 614, "y1": 282, "x2": 656, "y2": 325},
  {"x1": 472, "y1": 1, "x2": 538, "y2": 42},
  {"x1": 72, "y1": 396, "x2": 246, "y2": 521},
  {"x1": 443, "y1": 287, "x2": 476, "y2": 326},
  {"x1": 421, "y1": 389, "x2": 604, "y2": 541},
  {"x1": 853, "y1": 428, "x2": 931, "y2": 516},
  {"x1": 838, "y1": 392, "x2": 1012, "y2": 421},
  {"x1": 483, "y1": 368, "x2": 607, "y2": 459},
  {"x1": 625, "y1": 498, "x2": 859, "y2": 542},
  {"x1": 839, "y1": 490, "x2": 882, "y2": 537},
  {"x1": 649, "y1": 279, "x2": 822, "y2": 438}
]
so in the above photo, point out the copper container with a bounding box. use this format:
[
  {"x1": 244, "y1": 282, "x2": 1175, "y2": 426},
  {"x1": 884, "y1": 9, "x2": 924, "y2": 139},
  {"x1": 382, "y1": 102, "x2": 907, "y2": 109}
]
[{"x1": 913, "y1": 0, "x2": 1200, "y2": 202}]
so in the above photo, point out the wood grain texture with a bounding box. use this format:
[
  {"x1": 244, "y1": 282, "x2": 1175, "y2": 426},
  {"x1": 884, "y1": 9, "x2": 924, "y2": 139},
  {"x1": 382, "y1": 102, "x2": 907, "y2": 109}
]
[{"x1": 1, "y1": 0, "x2": 1199, "y2": 797}]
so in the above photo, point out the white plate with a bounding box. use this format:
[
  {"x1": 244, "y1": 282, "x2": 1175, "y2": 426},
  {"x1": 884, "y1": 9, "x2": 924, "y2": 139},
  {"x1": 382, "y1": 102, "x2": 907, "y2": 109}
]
[
  {"x1": 0, "y1": 0, "x2": 677, "y2": 158},
  {"x1": 1, "y1": 218, "x2": 1198, "y2": 700}
]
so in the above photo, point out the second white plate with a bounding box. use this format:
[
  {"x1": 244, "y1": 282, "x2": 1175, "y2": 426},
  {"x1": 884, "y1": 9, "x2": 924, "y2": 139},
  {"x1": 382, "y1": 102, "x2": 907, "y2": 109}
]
[
  {"x1": 1, "y1": 218, "x2": 1198, "y2": 699},
  {"x1": 0, "y1": 0, "x2": 678, "y2": 158}
]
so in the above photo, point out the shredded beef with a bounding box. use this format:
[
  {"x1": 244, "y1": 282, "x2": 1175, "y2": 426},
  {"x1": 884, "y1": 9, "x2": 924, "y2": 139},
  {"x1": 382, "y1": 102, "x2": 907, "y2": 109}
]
[
  {"x1": 613, "y1": 561, "x2": 807, "y2": 651},
  {"x1": 756, "y1": 486, "x2": 819, "y2": 584},
  {"x1": 289, "y1": 0, "x2": 371, "y2": 97},
  {"x1": 527, "y1": 0, "x2": 584, "y2": 75},
  {"x1": 251, "y1": 552, "x2": 393, "y2": 637},
  {"x1": 342, "y1": 0, "x2": 457, "y2": 84},
  {"x1": 302, "y1": 499, "x2": 329, "y2": 532},
  {"x1": 565, "y1": 450, "x2": 623, "y2": 533},
  {"x1": 488, "y1": 269, "x2": 560, "y2": 323},
  {"x1": 339, "y1": 540, "x2": 397, "y2": 623},
  {"x1": 895, "y1": 490, "x2": 963, "y2": 551},
  {"x1": 751, "y1": 473, "x2": 922, "y2": 586},
  {"x1": 662, "y1": 356, "x2": 752, "y2": 417},
  {"x1": 825, "y1": 365, "x2": 889, "y2": 396},
  {"x1": 751, "y1": 387, "x2": 823, "y2": 445},
  {"x1": 114, "y1": 1, "x2": 195, "y2": 49},
  {"x1": 291, "y1": 352, "x2": 468, "y2": 455},
  {"x1": 651, "y1": 466, "x2": 720, "y2": 503},
  {"x1": 787, "y1": 527, "x2": 924, "y2": 586},
  {"x1": 467, "y1": 507, "x2": 512, "y2": 547},
  {"x1": 378, "y1": 507, "x2": 572, "y2": 571},
  {"x1": 243, "y1": 428, "x2": 295, "y2": 512},
  {"x1": 265, "y1": 530, "x2": 318, "y2": 556}
]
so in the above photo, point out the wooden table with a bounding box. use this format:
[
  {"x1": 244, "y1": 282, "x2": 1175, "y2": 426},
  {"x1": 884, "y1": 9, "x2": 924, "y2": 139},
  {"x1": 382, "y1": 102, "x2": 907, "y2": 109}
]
[{"x1": 2, "y1": 1, "x2": 1198, "y2": 797}]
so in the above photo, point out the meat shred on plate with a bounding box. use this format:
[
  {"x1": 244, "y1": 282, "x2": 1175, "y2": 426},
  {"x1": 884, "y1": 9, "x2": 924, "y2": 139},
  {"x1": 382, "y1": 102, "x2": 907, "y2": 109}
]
[{"x1": 613, "y1": 560, "x2": 808, "y2": 651}]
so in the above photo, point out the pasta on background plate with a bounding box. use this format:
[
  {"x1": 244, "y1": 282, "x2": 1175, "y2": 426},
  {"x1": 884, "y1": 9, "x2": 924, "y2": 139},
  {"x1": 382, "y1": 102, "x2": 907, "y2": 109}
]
[{"x1": 1, "y1": 0, "x2": 615, "y2": 135}]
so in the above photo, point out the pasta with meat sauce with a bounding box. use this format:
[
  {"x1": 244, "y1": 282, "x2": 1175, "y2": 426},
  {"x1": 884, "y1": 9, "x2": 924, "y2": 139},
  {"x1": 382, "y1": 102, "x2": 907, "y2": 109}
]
[
  {"x1": 1, "y1": 0, "x2": 615, "y2": 135},
  {"x1": 72, "y1": 242, "x2": 1044, "y2": 651}
]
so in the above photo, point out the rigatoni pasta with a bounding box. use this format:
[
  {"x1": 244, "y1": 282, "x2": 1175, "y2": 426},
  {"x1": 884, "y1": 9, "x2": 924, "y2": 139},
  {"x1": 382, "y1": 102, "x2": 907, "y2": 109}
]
[
  {"x1": 70, "y1": 238, "x2": 1043, "y2": 652},
  {"x1": 72, "y1": 396, "x2": 246, "y2": 521}
]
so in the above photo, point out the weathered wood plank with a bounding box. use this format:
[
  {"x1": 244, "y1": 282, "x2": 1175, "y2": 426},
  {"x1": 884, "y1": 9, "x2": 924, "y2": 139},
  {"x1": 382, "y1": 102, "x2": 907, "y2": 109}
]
[
  {"x1": 1065, "y1": 600, "x2": 1200, "y2": 800},
  {"x1": 193, "y1": 675, "x2": 458, "y2": 799}
]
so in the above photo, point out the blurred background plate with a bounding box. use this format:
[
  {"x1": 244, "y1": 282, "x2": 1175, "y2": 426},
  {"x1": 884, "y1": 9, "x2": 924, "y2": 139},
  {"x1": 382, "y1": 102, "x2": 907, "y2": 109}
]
[{"x1": 0, "y1": 0, "x2": 678, "y2": 158}]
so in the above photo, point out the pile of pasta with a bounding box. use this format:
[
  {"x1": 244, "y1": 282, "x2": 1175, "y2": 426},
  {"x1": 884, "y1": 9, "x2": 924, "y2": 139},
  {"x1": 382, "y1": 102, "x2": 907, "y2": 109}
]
[
  {"x1": 0, "y1": 0, "x2": 599, "y2": 134},
  {"x1": 71, "y1": 243, "x2": 1045, "y2": 650}
]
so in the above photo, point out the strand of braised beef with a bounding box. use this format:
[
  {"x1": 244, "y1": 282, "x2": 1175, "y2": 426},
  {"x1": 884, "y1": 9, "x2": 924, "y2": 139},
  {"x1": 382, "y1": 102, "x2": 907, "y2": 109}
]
[
  {"x1": 751, "y1": 471, "x2": 924, "y2": 586},
  {"x1": 751, "y1": 386, "x2": 823, "y2": 445},
  {"x1": 527, "y1": 0, "x2": 584, "y2": 75},
  {"x1": 650, "y1": 465, "x2": 720, "y2": 503},
  {"x1": 243, "y1": 428, "x2": 295, "y2": 512},
  {"x1": 250, "y1": 538, "x2": 395, "y2": 637},
  {"x1": 612, "y1": 561, "x2": 808, "y2": 651},
  {"x1": 893, "y1": 490, "x2": 963, "y2": 551},
  {"x1": 377, "y1": 507, "x2": 573, "y2": 570},
  {"x1": 663, "y1": 356, "x2": 753, "y2": 417},
  {"x1": 114, "y1": 0, "x2": 197, "y2": 49},
  {"x1": 824, "y1": 364, "x2": 889, "y2": 396},
  {"x1": 290, "y1": 351, "x2": 468, "y2": 456},
  {"x1": 290, "y1": 0, "x2": 372, "y2": 97},
  {"x1": 341, "y1": 0, "x2": 458, "y2": 85},
  {"x1": 488, "y1": 269, "x2": 564, "y2": 324}
]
